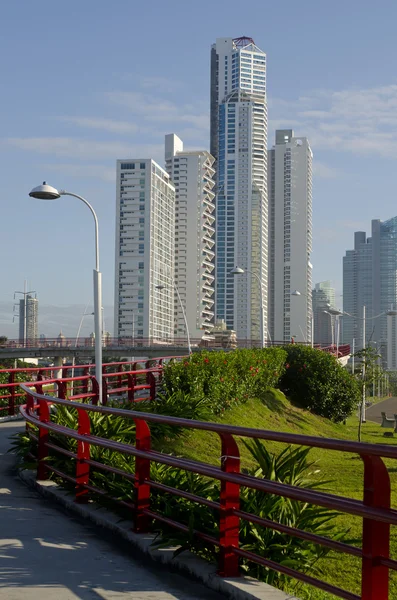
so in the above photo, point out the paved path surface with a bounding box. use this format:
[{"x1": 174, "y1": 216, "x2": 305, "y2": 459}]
[
  {"x1": 366, "y1": 397, "x2": 397, "y2": 424},
  {"x1": 0, "y1": 421, "x2": 224, "y2": 600}
]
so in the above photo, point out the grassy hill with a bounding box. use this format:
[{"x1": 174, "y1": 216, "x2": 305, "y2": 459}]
[{"x1": 158, "y1": 389, "x2": 397, "y2": 600}]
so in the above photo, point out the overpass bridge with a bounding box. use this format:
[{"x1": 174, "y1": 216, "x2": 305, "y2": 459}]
[{"x1": 0, "y1": 337, "x2": 351, "y2": 362}]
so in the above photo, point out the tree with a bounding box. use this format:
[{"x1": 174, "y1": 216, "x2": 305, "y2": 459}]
[
  {"x1": 352, "y1": 346, "x2": 383, "y2": 441},
  {"x1": 279, "y1": 345, "x2": 361, "y2": 423}
]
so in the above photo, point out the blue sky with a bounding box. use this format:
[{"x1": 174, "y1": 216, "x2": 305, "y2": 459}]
[{"x1": 1, "y1": 0, "x2": 397, "y2": 336}]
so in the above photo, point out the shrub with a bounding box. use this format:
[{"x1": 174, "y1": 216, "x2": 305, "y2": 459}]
[
  {"x1": 162, "y1": 348, "x2": 287, "y2": 413},
  {"x1": 279, "y1": 345, "x2": 360, "y2": 422},
  {"x1": 151, "y1": 440, "x2": 350, "y2": 589}
]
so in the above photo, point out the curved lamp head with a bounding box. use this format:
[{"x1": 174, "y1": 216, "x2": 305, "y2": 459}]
[
  {"x1": 327, "y1": 308, "x2": 344, "y2": 316},
  {"x1": 29, "y1": 182, "x2": 61, "y2": 200},
  {"x1": 386, "y1": 310, "x2": 397, "y2": 316},
  {"x1": 230, "y1": 266, "x2": 245, "y2": 275},
  {"x1": 155, "y1": 285, "x2": 165, "y2": 291},
  {"x1": 291, "y1": 290, "x2": 302, "y2": 296}
]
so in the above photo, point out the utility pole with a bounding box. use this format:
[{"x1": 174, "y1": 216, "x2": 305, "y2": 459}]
[{"x1": 361, "y1": 305, "x2": 366, "y2": 424}]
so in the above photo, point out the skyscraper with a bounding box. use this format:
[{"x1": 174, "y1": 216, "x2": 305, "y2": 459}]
[
  {"x1": 268, "y1": 130, "x2": 313, "y2": 343},
  {"x1": 114, "y1": 159, "x2": 175, "y2": 341},
  {"x1": 211, "y1": 36, "x2": 268, "y2": 343},
  {"x1": 312, "y1": 281, "x2": 335, "y2": 346},
  {"x1": 19, "y1": 294, "x2": 38, "y2": 343},
  {"x1": 343, "y1": 218, "x2": 397, "y2": 365},
  {"x1": 165, "y1": 134, "x2": 216, "y2": 339}
]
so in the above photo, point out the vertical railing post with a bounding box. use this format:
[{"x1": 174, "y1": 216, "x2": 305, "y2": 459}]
[
  {"x1": 9, "y1": 371, "x2": 15, "y2": 416},
  {"x1": 127, "y1": 373, "x2": 135, "y2": 403},
  {"x1": 117, "y1": 366, "x2": 123, "y2": 396},
  {"x1": 361, "y1": 454, "x2": 390, "y2": 600},
  {"x1": 102, "y1": 378, "x2": 108, "y2": 406},
  {"x1": 102, "y1": 364, "x2": 107, "y2": 401},
  {"x1": 148, "y1": 372, "x2": 156, "y2": 401},
  {"x1": 218, "y1": 433, "x2": 240, "y2": 578},
  {"x1": 37, "y1": 398, "x2": 50, "y2": 480},
  {"x1": 133, "y1": 418, "x2": 151, "y2": 533},
  {"x1": 82, "y1": 367, "x2": 89, "y2": 395},
  {"x1": 57, "y1": 380, "x2": 67, "y2": 400},
  {"x1": 145, "y1": 361, "x2": 151, "y2": 383},
  {"x1": 34, "y1": 379, "x2": 44, "y2": 395},
  {"x1": 91, "y1": 377, "x2": 99, "y2": 405},
  {"x1": 76, "y1": 408, "x2": 90, "y2": 503}
]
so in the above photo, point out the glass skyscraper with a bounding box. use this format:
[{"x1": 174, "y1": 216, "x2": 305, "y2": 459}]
[
  {"x1": 343, "y1": 217, "x2": 397, "y2": 366},
  {"x1": 211, "y1": 37, "x2": 268, "y2": 343},
  {"x1": 312, "y1": 281, "x2": 335, "y2": 346}
]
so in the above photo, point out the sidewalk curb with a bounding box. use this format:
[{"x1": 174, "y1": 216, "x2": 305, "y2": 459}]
[
  {"x1": 19, "y1": 469, "x2": 298, "y2": 600},
  {"x1": 0, "y1": 413, "x2": 24, "y2": 423}
]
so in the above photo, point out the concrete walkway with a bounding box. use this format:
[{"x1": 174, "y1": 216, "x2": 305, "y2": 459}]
[
  {"x1": 366, "y1": 397, "x2": 397, "y2": 424},
  {"x1": 0, "y1": 421, "x2": 224, "y2": 600}
]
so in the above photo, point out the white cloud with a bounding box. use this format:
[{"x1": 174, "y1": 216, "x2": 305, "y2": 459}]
[
  {"x1": 336, "y1": 220, "x2": 368, "y2": 231},
  {"x1": 140, "y1": 76, "x2": 183, "y2": 93},
  {"x1": 57, "y1": 116, "x2": 139, "y2": 135},
  {"x1": 313, "y1": 162, "x2": 341, "y2": 179},
  {"x1": 106, "y1": 91, "x2": 177, "y2": 116},
  {"x1": 5, "y1": 137, "x2": 164, "y2": 162},
  {"x1": 271, "y1": 83, "x2": 397, "y2": 158},
  {"x1": 106, "y1": 91, "x2": 209, "y2": 131},
  {"x1": 40, "y1": 163, "x2": 116, "y2": 183}
]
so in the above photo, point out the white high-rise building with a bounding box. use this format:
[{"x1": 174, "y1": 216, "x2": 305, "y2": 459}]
[
  {"x1": 268, "y1": 130, "x2": 313, "y2": 343},
  {"x1": 211, "y1": 36, "x2": 268, "y2": 343},
  {"x1": 19, "y1": 295, "x2": 38, "y2": 342},
  {"x1": 114, "y1": 159, "x2": 175, "y2": 341},
  {"x1": 165, "y1": 134, "x2": 216, "y2": 339}
]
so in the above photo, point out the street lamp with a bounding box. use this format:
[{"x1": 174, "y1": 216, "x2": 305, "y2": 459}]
[
  {"x1": 230, "y1": 266, "x2": 264, "y2": 348},
  {"x1": 323, "y1": 306, "x2": 345, "y2": 357},
  {"x1": 156, "y1": 283, "x2": 191, "y2": 356},
  {"x1": 291, "y1": 290, "x2": 314, "y2": 348},
  {"x1": 29, "y1": 182, "x2": 103, "y2": 405},
  {"x1": 326, "y1": 305, "x2": 397, "y2": 423},
  {"x1": 322, "y1": 310, "x2": 335, "y2": 346}
]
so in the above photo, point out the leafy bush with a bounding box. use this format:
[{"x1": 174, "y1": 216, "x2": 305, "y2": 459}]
[
  {"x1": 279, "y1": 345, "x2": 361, "y2": 423},
  {"x1": 162, "y1": 348, "x2": 287, "y2": 413},
  {"x1": 10, "y1": 397, "x2": 351, "y2": 592},
  {"x1": 149, "y1": 440, "x2": 350, "y2": 589},
  {"x1": 0, "y1": 369, "x2": 33, "y2": 411}
]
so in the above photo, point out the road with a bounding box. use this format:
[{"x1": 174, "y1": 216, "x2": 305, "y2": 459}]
[
  {"x1": 0, "y1": 421, "x2": 224, "y2": 600},
  {"x1": 366, "y1": 397, "x2": 397, "y2": 424}
]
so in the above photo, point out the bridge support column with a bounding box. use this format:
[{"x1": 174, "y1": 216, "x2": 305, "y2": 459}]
[{"x1": 53, "y1": 356, "x2": 64, "y2": 379}]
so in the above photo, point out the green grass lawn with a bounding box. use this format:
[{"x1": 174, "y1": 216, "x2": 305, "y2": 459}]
[{"x1": 158, "y1": 390, "x2": 397, "y2": 600}]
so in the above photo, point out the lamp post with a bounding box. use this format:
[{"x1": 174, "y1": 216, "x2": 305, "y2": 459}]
[
  {"x1": 230, "y1": 266, "x2": 264, "y2": 348},
  {"x1": 291, "y1": 290, "x2": 314, "y2": 347},
  {"x1": 323, "y1": 310, "x2": 335, "y2": 347},
  {"x1": 29, "y1": 182, "x2": 103, "y2": 405},
  {"x1": 326, "y1": 305, "x2": 397, "y2": 423},
  {"x1": 324, "y1": 306, "x2": 345, "y2": 356},
  {"x1": 156, "y1": 282, "x2": 191, "y2": 356}
]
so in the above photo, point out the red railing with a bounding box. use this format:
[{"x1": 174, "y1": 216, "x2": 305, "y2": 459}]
[
  {"x1": 321, "y1": 344, "x2": 351, "y2": 358},
  {"x1": 0, "y1": 357, "x2": 183, "y2": 416},
  {"x1": 19, "y1": 378, "x2": 395, "y2": 600}
]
